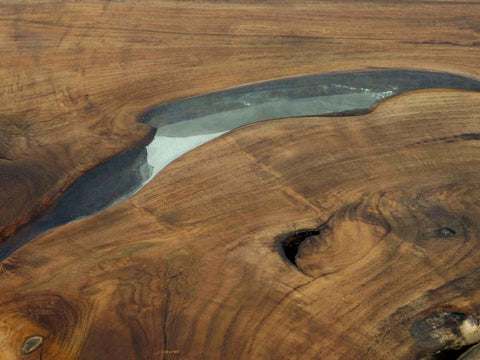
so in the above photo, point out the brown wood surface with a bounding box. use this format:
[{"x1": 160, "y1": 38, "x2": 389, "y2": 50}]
[
  {"x1": 1, "y1": 90, "x2": 480, "y2": 359},
  {"x1": 2, "y1": 1, "x2": 480, "y2": 359},
  {"x1": 1, "y1": 0, "x2": 480, "y2": 240}
]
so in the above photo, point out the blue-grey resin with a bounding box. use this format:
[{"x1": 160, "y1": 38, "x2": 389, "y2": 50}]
[{"x1": 2, "y1": 68, "x2": 480, "y2": 260}]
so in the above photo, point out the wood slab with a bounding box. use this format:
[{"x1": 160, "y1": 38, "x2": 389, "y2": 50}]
[
  {"x1": 2, "y1": 0, "x2": 480, "y2": 241},
  {"x1": 1, "y1": 90, "x2": 480, "y2": 359}
]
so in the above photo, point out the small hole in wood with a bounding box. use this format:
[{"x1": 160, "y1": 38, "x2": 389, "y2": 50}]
[
  {"x1": 438, "y1": 227, "x2": 456, "y2": 238},
  {"x1": 282, "y1": 229, "x2": 320, "y2": 266},
  {"x1": 22, "y1": 336, "x2": 44, "y2": 355}
]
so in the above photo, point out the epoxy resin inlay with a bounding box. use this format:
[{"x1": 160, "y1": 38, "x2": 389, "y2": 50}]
[{"x1": 2, "y1": 68, "x2": 480, "y2": 260}]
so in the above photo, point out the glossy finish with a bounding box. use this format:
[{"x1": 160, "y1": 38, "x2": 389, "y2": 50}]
[{"x1": 2, "y1": 68, "x2": 480, "y2": 260}]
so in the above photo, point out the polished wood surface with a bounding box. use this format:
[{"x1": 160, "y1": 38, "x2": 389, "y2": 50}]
[
  {"x1": 1, "y1": 91, "x2": 480, "y2": 359},
  {"x1": 2, "y1": 1, "x2": 480, "y2": 359},
  {"x1": 1, "y1": 0, "x2": 480, "y2": 239}
]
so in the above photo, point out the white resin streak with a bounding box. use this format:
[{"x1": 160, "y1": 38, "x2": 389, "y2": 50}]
[
  {"x1": 146, "y1": 132, "x2": 228, "y2": 177},
  {"x1": 90, "y1": 92, "x2": 390, "y2": 210},
  {"x1": 144, "y1": 91, "x2": 389, "y2": 179}
]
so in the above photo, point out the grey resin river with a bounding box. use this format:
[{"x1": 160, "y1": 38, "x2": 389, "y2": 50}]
[{"x1": 2, "y1": 68, "x2": 480, "y2": 260}]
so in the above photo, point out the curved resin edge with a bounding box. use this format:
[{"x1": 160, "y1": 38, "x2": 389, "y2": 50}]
[{"x1": 2, "y1": 68, "x2": 480, "y2": 261}]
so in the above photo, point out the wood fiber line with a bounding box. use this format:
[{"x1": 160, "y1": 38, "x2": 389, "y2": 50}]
[
  {"x1": 0, "y1": 90, "x2": 480, "y2": 359},
  {"x1": 1, "y1": 0, "x2": 480, "y2": 242}
]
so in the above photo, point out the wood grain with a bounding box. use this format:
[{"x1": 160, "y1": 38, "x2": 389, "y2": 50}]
[
  {"x1": 1, "y1": 90, "x2": 480, "y2": 359},
  {"x1": 1, "y1": 0, "x2": 480, "y2": 241}
]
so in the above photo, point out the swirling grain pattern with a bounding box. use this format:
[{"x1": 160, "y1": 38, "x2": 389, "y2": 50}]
[
  {"x1": 1, "y1": 0, "x2": 480, "y2": 243},
  {"x1": 1, "y1": 91, "x2": 480, "y2": 359}
]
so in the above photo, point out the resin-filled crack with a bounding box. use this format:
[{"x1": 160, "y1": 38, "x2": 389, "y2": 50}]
[{"x1": 2, "y1": 68, "x2": 480, "y2": 261}]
